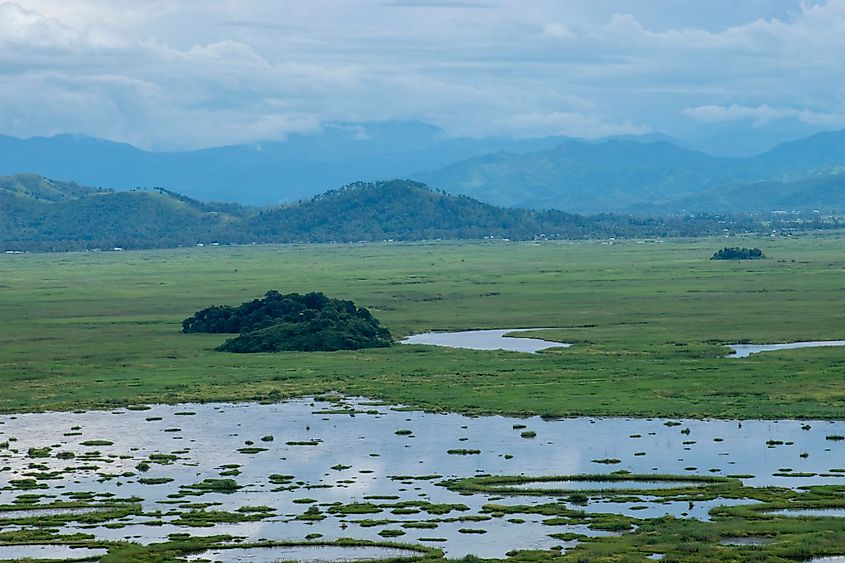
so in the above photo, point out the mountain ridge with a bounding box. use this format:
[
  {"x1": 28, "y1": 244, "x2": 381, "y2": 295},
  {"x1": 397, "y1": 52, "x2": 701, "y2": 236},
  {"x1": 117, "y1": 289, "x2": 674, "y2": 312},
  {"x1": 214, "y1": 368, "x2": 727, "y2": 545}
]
[
  {"x1": 416, "y1": 130, "x2": 845, "y2": 212},
  {"x1": 4, "y1": 125, "x2": 844, "y2": 212},
  {"x1": 1, "y1": 175, "x2": 802, "y2": 252}
]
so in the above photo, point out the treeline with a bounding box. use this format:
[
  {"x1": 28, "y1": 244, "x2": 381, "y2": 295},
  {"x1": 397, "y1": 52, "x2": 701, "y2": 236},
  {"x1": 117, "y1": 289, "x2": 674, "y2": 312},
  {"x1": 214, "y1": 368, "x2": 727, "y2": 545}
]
[{"x1": 1, "y1": 175, "x2": 842, "y2": 252}]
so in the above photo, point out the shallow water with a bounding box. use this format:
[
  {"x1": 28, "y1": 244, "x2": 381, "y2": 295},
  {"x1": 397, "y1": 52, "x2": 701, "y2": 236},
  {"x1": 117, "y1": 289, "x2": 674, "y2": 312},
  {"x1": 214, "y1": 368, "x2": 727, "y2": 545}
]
[
  {"x1": 719, "y1": 536, "x2": 773, "y2": 546},
  {"x1": 400, "y1": 328, "x2": 569, "y2": 353},
  {"x1": 0, "y1": 506, "x2": 111, "y2": 519},
  {"x1": 1, "y1": 398, "x2": 845, "y2": 559},
  {"x1": 185, "y1": 545, "x2": 422, "y2": 562},
  {"x1": 0, "y1": 545, "x2": 107, "y2": 560},
  {"x1": 728, "y1": 341, "x2": 845, "y2": 358},
  {"x1": 764, "y1": 508, "x2": 845, "y2": 518}
]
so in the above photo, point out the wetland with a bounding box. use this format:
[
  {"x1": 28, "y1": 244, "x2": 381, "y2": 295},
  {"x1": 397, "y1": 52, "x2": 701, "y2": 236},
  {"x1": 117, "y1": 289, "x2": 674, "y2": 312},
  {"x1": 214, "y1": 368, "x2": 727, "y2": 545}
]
[
  {"x1": 2, "y1": 396, "x2": 845, "y2": 561},
  {"x1": 1, "y1": 236, "x2": 845, "y2": 560}
]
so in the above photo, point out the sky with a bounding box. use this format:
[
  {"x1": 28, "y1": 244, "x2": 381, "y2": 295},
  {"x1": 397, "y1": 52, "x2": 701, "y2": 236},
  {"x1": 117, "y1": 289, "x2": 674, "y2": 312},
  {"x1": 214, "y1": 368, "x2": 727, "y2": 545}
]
[{"x1": 1, "y1": 0, "x2": 844, "y2": 152}]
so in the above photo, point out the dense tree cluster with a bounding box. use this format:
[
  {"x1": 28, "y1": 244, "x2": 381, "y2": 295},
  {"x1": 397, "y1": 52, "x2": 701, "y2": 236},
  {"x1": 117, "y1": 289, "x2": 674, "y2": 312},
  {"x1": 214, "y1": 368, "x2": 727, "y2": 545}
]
[
  {"x1": 711, "y1": 247, "x2": 765, "y2": 260},
  {"x1": 183, "y1": 291, "x2": 392, "y2": 353}
]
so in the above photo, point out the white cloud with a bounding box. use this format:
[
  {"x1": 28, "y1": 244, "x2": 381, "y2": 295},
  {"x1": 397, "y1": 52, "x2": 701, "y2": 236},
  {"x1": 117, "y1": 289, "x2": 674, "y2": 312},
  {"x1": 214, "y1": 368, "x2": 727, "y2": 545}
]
[
  {"x1": 0, "y1": 2, "x2": 79, "y2": 48},
  {"x1": 684, "y1": 104, "x2": 845, "y2": 127},
  {"x1": 1, "y1": 0, "x2": 845, "y2": 149},
  {"x1": 0, "y1": 1, "x2": 128, "y2": 50},
  {"x1": 684, "y1": 104, "x2": 792, "y2": 125},
  {"x1": 542, "y1": 22, "x2": 576, "y2": 39},
  {"x1": 491, "y1": 111, "x2": 650, "y2": 138},
  {"x1": 185, "y1": 41, "x2": 268, "y2": 65}
]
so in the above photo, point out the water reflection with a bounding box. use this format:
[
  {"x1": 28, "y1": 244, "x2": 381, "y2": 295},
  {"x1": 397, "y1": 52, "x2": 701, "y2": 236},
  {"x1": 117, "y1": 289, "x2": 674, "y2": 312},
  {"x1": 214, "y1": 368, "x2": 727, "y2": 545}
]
[
  {"x1": 400, "y1": 328, "x2": 569, "y2": 353},
  {"x1": 728, "y1": 341, "x2": 845, "y2": 358},
  {"x1": 1, "y1": 398, "x2": 844, "y2": 559}
]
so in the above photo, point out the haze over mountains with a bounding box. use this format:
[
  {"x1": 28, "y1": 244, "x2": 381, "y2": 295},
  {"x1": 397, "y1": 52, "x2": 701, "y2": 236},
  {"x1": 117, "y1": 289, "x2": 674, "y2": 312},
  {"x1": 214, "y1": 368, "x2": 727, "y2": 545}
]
[
  {"x1": 419, "y1": 130, "x2": 845, "y2": 212},
  {"x1": 0, "y1": 122, "x2": 573, "y2": 206},
  {"x1": 1, "y1": 122, "x2": 844, "y2": 214}
]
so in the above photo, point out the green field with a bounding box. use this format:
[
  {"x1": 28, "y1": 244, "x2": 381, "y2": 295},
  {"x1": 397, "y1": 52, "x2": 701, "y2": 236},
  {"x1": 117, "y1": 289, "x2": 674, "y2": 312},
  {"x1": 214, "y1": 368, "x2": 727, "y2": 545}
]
[{"x1": 1, "y1": 234, "x2": 844, "y2": 418}]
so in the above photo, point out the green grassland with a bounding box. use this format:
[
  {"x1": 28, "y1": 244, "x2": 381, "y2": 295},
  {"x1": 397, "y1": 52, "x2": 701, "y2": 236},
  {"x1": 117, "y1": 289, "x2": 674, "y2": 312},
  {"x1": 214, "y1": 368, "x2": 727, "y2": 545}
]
[{"x1": 1, "y1": 234, "x2": 844, "y2": 418}]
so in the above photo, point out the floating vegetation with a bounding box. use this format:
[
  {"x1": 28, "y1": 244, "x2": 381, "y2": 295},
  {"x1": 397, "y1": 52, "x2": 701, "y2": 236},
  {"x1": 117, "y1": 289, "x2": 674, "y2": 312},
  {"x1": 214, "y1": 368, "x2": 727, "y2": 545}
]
[
  {"x1": 236, "y1": 447, "x2": 268, "y2": 454},
  {"x1": 2, "y1": 397, "x2": 845, "y2": 561},
  {"x1": 377, "y1": 529, "x2": 405, "y2": 538},
  {"x1": 180, "y1": 478, "x2": 241, "y2": 495},
  {"x1": 387, "y1": 474, "x2": 441, "y2": 481},
  {"x1": 445, "y1": 473, "x2": 735, "y2": 496},
  {"x1": 148, "y1": 453, "x2": 179, "y2": 464},
  {"x1": 138, "y1": 477, "x2": 174, "y2": 485}
]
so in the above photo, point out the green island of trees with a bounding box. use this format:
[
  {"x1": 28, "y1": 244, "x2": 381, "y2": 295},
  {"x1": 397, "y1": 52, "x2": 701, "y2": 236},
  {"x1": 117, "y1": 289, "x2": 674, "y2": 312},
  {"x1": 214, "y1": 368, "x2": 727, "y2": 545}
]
[
  {"x1": 182, "y1": 290, "x2": 392, "y2": 352},
  {"x1": 710, "y1": 247, "x2": 765, "y2": 260}
]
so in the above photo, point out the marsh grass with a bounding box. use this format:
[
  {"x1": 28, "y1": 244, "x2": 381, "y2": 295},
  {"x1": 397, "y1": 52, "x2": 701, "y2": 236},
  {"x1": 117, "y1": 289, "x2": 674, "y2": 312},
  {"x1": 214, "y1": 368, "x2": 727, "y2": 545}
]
[{"x1": 2, "y1": 236, "x2": 845, "y2": 420}]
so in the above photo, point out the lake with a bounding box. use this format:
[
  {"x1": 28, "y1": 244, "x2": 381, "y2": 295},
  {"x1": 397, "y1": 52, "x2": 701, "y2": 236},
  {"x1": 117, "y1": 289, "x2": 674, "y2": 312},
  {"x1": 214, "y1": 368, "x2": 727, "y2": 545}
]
[
  {"x1": 400, "y1": 328, "x2": 569, "y2": 353},
  {"x1": 728, "y1": 340, "x2": 845, "y2": 358},
  {"x1": 2, "y1": 397, "x2": 844, "y2": 559}
]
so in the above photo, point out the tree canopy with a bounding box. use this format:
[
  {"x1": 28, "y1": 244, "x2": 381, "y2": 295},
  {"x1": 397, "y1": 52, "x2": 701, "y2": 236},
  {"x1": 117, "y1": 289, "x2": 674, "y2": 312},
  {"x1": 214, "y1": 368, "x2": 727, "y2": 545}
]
[
  {"x1": 711, "y1": 247, "x2": 765, "y2": 260},
  {"x1": 183, "y1": 291, "x2": 392, "y2": 353}
]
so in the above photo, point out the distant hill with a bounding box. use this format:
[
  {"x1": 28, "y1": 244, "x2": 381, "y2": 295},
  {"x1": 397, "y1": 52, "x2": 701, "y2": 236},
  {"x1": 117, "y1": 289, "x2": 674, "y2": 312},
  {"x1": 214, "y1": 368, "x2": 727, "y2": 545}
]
[
  {"x1": 416, "y1": 130, "x2": 845, "y2": 213},
  {"x1": 245, "y1": 180, "x2": 776, "y2": 243},
  {"x1": 0, "y1": 122, "x2": 576, "y2": 206},
  {"x1": 0, "y1": 173, "x2": 108, "y2": 202},
  {"x1": 0, "y1": 176, "x2": 243, "y2": 250},
  {"x1": 745, "y1": 130, "x2": 845, "y2": 176},
  {"x1": 646, "y1": 169, "x2": 845, "y2": 213},
  {"x1": 416, "y1": 140, "x2": 742, "y2": 211},
  {"x1": 248, "y1": 181, "x2": 544, "y2": 242},
  {"x1": 1, "y1": 175, "x2": 801, "y2": 252},
  {"x1": 5, "y1": 125, "x2": 843, "y2": 213}
]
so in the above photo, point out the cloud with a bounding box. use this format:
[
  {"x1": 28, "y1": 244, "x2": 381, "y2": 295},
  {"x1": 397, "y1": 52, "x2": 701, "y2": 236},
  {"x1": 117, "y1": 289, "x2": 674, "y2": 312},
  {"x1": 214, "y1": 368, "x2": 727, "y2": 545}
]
[
  {"x1": 0, "y1": 2, "x2": 81, "y2": 48},
  {"x1": 2, "y1": 0, "x2": 845, "y2": 149},
  {"x1": 491, "y1": 111, "x2": 650, "y2": 138},
  {"x1": 381, "y1": 0, "x2": 497, "y2": 8},
  {"x1": 541, "y1": 22, "x2": 576, "y2": 39},
  {"x1": 684, "y1": 104, "x2": 845, "y2": 127},
  {"x1": 0, "y1": 1, "x2": 127, "y2": 50},
  {"x1": 185, "y1": 41, "x2": 268, "y2": 65}
]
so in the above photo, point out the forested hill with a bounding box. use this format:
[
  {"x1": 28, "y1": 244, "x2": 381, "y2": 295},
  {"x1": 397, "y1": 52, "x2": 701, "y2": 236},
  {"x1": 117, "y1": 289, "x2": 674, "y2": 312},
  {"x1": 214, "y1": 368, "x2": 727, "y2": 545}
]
[
  {"x1": 0, "y1": 173, "x2": 109, "y2": 202},
  {"x1": 0, "y1": 174, "x2": 247, "y2": 250},
  {"x1": 0, "y1": 175, "x2": 834, "y2": 252},
  {"x1": 416, "y1": 131, "x2": 845, "y2": 213},
  {"x1": 249, "y1": 181, "x2": 542, "y2": 241}
]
